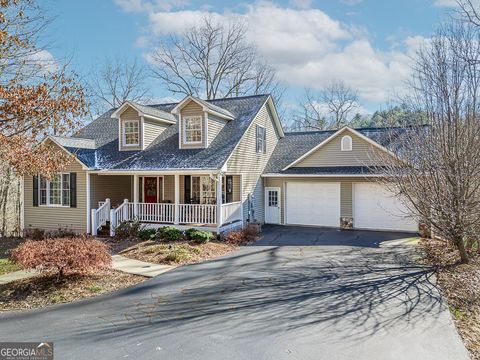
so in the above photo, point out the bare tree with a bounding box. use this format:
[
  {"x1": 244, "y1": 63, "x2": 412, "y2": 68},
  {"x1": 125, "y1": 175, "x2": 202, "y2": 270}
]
[
  {"x1": 293, "y1": 81, "x2": 359, "y2": 131},
  {"x1": 456, "y1": 0, "x2": 480, "y2": 27},
  {"x1": 150, "y1": 17, "x2": 284, "y2": 102},
  {"x1": 89, "y1": 58, "x2": 151, "y2": 115},
  {"x1": 379, "y1": 21, "x2": 480, "y2": 263}
]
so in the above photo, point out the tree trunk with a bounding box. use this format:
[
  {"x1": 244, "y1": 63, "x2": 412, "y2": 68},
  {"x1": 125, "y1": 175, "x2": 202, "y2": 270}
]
[{"x1": 455, "y1": 236, "x2": 469, "y2": 264}]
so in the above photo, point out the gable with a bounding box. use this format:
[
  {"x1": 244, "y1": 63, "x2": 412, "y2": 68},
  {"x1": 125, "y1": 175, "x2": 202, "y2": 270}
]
[{"x1": 293, "y1": 130, "x2": 388, "y2": 168}]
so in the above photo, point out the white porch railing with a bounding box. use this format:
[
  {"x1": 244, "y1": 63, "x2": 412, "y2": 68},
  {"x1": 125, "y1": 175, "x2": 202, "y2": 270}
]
[
  {"x1": 221, "y1": 201, "x2": 242, "y2": 225},
  {"x1": 178, "y1": 204, "x2": 217, "y2": 224},
  {"x1": 91, "y1": 198, "x2": 110, "y2": 236}
]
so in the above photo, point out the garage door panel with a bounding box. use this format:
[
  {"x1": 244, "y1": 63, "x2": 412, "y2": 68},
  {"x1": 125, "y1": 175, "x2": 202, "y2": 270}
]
[
  {"x1": 354, "y1": 183, "x2": 417, "y2": 232},
  {"x1": 286, "y1": 182, "x2": 340, "y2": 227}
]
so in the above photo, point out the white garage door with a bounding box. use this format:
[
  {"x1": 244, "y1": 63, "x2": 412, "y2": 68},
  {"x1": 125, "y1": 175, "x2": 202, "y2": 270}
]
[
  {"x1": 286, "y1": 182, "x2": 341, "y2": 227},
  {"x1": 353, "y1": 183, "x2": 418, "y2": 232}
]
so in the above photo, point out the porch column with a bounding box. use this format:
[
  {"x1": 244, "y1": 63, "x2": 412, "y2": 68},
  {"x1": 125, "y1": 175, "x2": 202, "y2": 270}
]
[
  {"x1": 133, "y1": 174, "x2": 139, "y2": 218},
  {"x1": 174, "y1": 174, "x2": 180, "y2": 224},
  {"x1": 217, "y1": 174, "x2": 223, "y2": 226}
]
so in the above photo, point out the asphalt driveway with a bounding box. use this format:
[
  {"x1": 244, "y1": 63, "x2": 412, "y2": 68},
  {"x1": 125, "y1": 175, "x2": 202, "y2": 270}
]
[{"x1": 0, "y1": 226, "x2": 469, "y2": 360}]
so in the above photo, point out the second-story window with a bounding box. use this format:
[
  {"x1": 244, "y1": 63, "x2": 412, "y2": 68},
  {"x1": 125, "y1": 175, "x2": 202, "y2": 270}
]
[
  {"x1": 256, "y1": 125, "x2": 266, "y2": 153},
  {"x1": 184, "y1": 116, "x2": 203, "y2": 143},
  {"x1": 123, "y1": 120, "x2": 140, "y2": 146}
]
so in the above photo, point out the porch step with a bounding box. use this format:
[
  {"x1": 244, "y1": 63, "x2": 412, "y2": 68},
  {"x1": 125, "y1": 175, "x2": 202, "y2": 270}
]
[{"x1": 96, "y1": 222, "x2": 110, "y2": 238}]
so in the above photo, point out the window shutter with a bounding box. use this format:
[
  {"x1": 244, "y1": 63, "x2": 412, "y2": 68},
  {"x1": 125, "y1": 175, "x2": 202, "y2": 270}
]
[
  {"x1": 70, "y1": 172, "x2": 77, "y2": 208},
  {"x1": 263, "y1": 127, "x2": 267, "y2": 153},
  {"x1": 185, "y1": 175, "x2": 191, "y2": 204},
  {"x1": 255, "y1": 125, "x2": 260, "y2": 152},
  {"x1": 33, "y1": 176, "x2": 39, "y2": 207}
]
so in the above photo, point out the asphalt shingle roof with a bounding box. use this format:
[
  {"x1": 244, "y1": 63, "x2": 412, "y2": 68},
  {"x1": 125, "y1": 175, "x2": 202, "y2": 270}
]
[
  {"x1": 68, "y1": 94, "x2": 269, "y2": 170},
  {"x1": 128, "y1": 101, "x2": 176, "y2": 122}
]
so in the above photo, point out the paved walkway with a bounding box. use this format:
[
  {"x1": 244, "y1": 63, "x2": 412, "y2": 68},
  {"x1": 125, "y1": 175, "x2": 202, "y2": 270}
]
[
  {"x1": 0, "y1": 255, "x2": 173, "y2": 284},
  {"x1": 111, "y1": 255, "x2": 175, "y2": 277}
]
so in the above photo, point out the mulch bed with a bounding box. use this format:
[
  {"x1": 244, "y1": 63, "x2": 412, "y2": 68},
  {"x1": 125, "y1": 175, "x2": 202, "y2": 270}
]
[
  {"x1": 120, "y1": 240, "x2": 238, "y2": 266},
  {"x1": 420, "y1": 238, "x2": 480, "y2": 359},
  {"x1": 0, "y1": 269, "x2": 145, "y2": 312},
  {"x1": 0, "y1": 237, "x2": 25, "y2": 258}
]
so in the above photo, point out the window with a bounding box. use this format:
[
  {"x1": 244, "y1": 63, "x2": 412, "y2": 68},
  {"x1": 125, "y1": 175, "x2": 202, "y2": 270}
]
[
  {"x1": 184, "y1": 116, "x2": 203, "y2": 143},
  {"x1": 191, "y1": 176, "x2": 216, "y2": 204},
  {"x1": 341, "y1": 135, "x2": 352, "y2": 151},
  {"x1": 256, "y1": 125, "x2": 266, "y2": 153},
  {"x1": 39, "y1": 174, "x2": 70, "y2": 206},
  {"x1": 123, "y1": 120, "x2": 139, "y2": 146}
]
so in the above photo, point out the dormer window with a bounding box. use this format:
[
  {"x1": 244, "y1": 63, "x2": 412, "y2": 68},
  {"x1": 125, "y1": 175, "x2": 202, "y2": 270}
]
[
  {"x1": 341, "y1": 135, "x2": 352, "y2": 151},
  {"x1": 184, "y1": 116, "x2": 203, "y2": 143},
  {"x1": 123, "y1": 120, "x2": 139, "y2": 146}
]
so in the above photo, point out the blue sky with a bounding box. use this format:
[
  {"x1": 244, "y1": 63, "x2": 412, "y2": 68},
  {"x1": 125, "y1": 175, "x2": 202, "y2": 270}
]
[{"x1": 39, "y1": 0, "x2": 457, "y2": 114}]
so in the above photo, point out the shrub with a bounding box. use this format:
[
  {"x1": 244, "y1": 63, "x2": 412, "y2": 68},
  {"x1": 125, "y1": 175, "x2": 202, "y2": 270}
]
[
  {"x1": 138, "y1": 228, "x2": 157, "y2": 241},
  {"x1": 47, "y1": 226, "x2": 76, "y2": 239},
  {"x1": 114, "y1": 220, "x2": 142, "y2": 240},
  {"x1": 188, "y1": 230, "x2": 213, "y2": 244},
  {"x1": 185, "y1": 228, "x2": 197, "y2": 240},
  {"x1": 225, "y1": 227, "x2": 259, "y2": 246},
  {"x1": 11, "y1": 238, "x2": 112, "y2": 279},
  {"x1": 163, "y1": 246, "x2": 192, "y2": 263},
  {"x1": 26, "y1": 228, "x2": 45, "y2": 240},
  {"x1": 157, "y1": 226, "x2": 183, "y2": 241}
]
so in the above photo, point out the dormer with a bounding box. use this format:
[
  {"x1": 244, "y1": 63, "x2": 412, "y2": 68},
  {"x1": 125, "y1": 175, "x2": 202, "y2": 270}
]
[
  {"x1": 111, "y1": 101, "x2": 176, "y2": 151},
  {"x1": 171, "y1": 96, "x2": 234, "y2": 149}
]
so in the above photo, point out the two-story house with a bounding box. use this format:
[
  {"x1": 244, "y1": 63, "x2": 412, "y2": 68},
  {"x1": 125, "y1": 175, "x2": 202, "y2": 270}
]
[{"x1": 22, "y1": 94, "x2": 418, "y2": 236}]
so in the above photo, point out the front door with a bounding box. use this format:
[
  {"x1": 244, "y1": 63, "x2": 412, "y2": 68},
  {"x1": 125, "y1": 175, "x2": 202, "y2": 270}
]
[
  {"x1": 265, "y1": 187, "x2": 280, "y2": 224},
  {"x1": 144, "y1": 177, "x2": 158, "y2": 203}
]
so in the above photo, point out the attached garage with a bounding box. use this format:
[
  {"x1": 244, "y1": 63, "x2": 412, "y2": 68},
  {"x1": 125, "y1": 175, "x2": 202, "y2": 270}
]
[
  {"x1": 285, "y1": 182, "x2": 341, "y2": 227},
  {"x1": 353, "y1": 183, "x2": 418, "y2": 232}
]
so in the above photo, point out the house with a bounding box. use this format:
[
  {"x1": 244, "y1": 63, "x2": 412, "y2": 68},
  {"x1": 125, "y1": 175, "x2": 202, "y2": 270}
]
[{"x1": 22, "y1": 94, "x2": 418, "y2": 236}]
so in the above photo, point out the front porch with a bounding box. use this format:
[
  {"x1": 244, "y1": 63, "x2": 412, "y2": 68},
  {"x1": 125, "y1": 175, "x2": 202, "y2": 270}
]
[{"x1": 89, "y1": 173, "x2": 243, "y2": 236}]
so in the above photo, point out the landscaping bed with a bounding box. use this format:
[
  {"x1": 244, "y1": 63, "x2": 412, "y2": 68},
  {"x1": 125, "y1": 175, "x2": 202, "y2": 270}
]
[
  {"x1": 420, "y1": 238, "x2": 480, "y2": 359},
  {"x1": 0, "y1": 270, "x2": 144, "y2": 312}
]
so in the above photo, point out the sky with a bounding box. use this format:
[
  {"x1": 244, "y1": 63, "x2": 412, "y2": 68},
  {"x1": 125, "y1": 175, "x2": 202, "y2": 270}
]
[{"x1": 38, "y1": 0, "x2": 458, "y2": 115}]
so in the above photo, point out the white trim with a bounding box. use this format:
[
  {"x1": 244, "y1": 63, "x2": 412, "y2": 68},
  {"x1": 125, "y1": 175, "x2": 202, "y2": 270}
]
[
  {"x1": 178, "y1": 113, "x2": 183, "y2": 149},
  {"x1": 20, "y1": 175, "x2": 25, "y2": 235},
  {"x1": 93, "y1": 169, "x2": 221, "y2": 175},
  {"x1": 182, "y1": 115, "x2": 203, "y2": 144},
  {"x1": 141, "y1": 116, "x2": 145, "y2": 150},
  {"x1": 266, "y1": 95, "x2": 285, "y2": 138},
  {"x1": 43, "y1": 137, "x2": 91, "y2": 170},
  {"x1": 341, "y1": 135, "x2": 352, "y2": 151},
  {"x1": 204, "y1": 111, "x2": 209, "y2": 147},
  {"x1": 86, "y1": 172, "x2": 91, "y2": 233},
  {"x1": 282, "y1": 126, "x2": 402, "y2": 170},
  {"x1": 171, "y1": 95, "x2": 235, "y2": 120},
  {"x1": 142, "y1": 175, "x2": 164, "y2": 203},
  {"x1": 111, "y1": 101, "x2": 176, "y2": 124},
  {"x1": 122, "y1": 119, "x2": 140, "y2": 147},
  {"x1": 264, "y1": 187, "x2": 281, "y2": 225},
  {"x1": 261, "y1": 173, "x2": 385, "y2": 178},
  {"x1": 38, "y1": 173, "x2": 71, "y2": 207}
]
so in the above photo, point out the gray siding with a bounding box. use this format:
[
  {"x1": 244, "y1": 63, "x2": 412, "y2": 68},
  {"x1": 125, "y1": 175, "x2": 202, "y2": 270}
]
[
  {"x1": 295, "y1": 132, "x2": 385, "y2": 167},
  {"x1": 24, "y1": 156, "x2": 87, "y2": 233},
  {"x1": 179, "y1": 101, "x2": 207, "y2": 149},
  {"x1": 264, "y1": 177, "x2": 375, "y2": 225},
  {"x1": 143, "y1": 119, "x2": 168, "y2": 149},
  {"x1": 207, "y1": 114, "x2": 227, "y2": 146},
  {"x1": 163, "y1": 175, "x2": 175, "y2": 203},
  {"x1": 226, "y1": 103, "x2": 280, "y2": 223},
  {"x1": 119, "y1": 107, "x2": 142, "y2": 151}
]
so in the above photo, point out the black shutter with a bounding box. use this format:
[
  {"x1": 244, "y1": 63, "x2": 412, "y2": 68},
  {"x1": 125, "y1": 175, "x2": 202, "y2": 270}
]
[
  {"x1": 33, "y1": 176, "x2": 39, "y2": 207},
  {"x1": 185, "y1": 175, "x2": 191, "y2": 204},
  {"x1": 263, "y1": 127, "x2": 267, "y2": 153},
  {"x1": 255, "y1": 125, "x2": 259, "y2": 152},
  {"x1": 70, "y1": 172, "x2": 77, "y2": 208}
]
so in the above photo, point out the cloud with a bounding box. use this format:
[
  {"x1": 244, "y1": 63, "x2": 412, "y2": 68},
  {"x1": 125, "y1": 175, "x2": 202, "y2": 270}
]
[
  {"x1": 28, "y1": 50, "x2": 59, "y2": 74},
  {"x1": 289, "y1": 0, "x2": 313, "y2": 9},
  {"x1": 432, "y1": 0, "x2": 458, "y2": 7},
  {"x1": 115, "y1": 0, "x2": 188, "y2": 12},
  {"x1": 118, "y1": 1, "x2": 423, "y2": 103},
  {"x1": 340, "y1": 0, "x2": 363, "y2": 5}
]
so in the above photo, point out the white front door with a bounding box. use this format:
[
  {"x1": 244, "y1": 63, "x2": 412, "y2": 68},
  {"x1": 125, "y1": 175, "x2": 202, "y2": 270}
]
[{"x1": 265, "y1": 187, "x2": 281, "y2": 224}]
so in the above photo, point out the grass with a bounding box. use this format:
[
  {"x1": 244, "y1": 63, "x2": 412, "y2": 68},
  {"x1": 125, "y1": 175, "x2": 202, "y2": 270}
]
[
  {"x1": 0, "y1": 259, "x2": 19, "y2": 276},
  {"x1": 121, "y1": 240, "x2": 237, "y2": 265}
]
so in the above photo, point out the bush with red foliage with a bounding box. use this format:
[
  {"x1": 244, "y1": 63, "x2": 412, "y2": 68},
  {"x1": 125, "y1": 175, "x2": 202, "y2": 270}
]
[
  {"x1": 11, "y1": 238, "x2": 111, "y2": 279},
  {"x1": 225, "y1": 226, "x2": 259, "y2": 246}
]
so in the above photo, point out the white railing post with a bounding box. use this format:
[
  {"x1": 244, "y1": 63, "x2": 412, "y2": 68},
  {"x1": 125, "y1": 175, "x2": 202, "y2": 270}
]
[
  {"x1": 217, "y1": 174, "x2": 223, "y2": 226},
  {"x1": 110, "y1": 209, "x2": 116, "y2": 237},
  {"x1": 122, "y1": 198, "x2": 128, "y2": 221},
  {"x1": 91, "y1": 209, "x2": 98, "y2": 236},
  {"x1": 133, "y1": 175, "x2": 139, "y2": 218},
  {"x1": 105, "y1": 198, "x2": 111, "y2": 221},
  {"x1": 174, "y1": 174, "x2": 180, "y2": 224}
]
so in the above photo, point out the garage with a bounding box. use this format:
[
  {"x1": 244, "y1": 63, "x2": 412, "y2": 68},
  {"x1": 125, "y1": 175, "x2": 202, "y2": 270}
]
[
  {"x1": 285, "y1": 182, "x2": 341, "y2": 227},
  {"x1": 353, "y1": 182, "x2": 418, "y2": 232}
]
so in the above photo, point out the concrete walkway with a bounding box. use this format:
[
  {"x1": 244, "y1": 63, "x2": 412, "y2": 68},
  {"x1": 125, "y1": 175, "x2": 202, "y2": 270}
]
[
  {"x1": 0, "y1": 269, "x2": 38, "y2": 285},
  {"x1": 111, "y1": 255, "x2": 175, "y2": 277}
]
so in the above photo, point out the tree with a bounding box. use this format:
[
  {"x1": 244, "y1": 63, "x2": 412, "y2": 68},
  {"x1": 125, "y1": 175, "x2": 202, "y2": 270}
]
[
  {"x1": 379, "y1": 21, "x2": 480, "y2": 263},
  {"x1": 456, "y1": 0, "x2": 480, "y2": 27},
  {"x1": 150, "y1": 17, "x2": 284, "y2": 102},
  {"x1": 88, "y1": 57, "x2": 151, "y2": 116},
  {"x1": 292, "y1": 81, "x2": 359, "y2": 131}
]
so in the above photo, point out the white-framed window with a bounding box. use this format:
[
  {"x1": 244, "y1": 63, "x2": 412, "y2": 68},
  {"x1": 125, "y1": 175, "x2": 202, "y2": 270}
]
[
  {"x1": 256, "y1": 125, "x2": 266, "y2": 153},
  {"x1": 341, "y1": 135, "x2": 352, "y2": 151},
  {"x1": 191, "y1": 176, "x2": 216, "y2": 204},
  {"x1": 39, "y1": 173, "x2": 70, "y2": 207},
  {"x1": 184, "y1": 116, "x2": 203, "y2": 144},
  {"x1": 123, "y1": 120, "x2": 140, "y2": 146}
]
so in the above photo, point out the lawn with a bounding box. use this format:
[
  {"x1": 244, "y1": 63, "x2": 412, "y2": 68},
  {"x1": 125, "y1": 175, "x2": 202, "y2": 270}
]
[
  {"x1": 121, "y1": 240, "x2": 237, "y2": 266},
  {"x1": 420, "y1": 238, "x2": 480, "y2": 359},
  {"x1": 0, "y1": 259, "x2": 19, "y2": 275}
]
